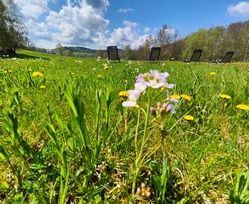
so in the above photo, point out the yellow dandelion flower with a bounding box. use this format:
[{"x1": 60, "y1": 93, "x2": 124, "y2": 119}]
[
  {"x1": 104, "y1": 66, "x2": 108, "y2": 70},
  {"x1": 124, "y1": 80, "x2": 128, "y2": 83},
  {"x1": 32, "y1": 71, "x2": 44, "y2": 77},
  {"x1": 181, "y1": 94, "x2": 191, "y2": 101},
  {"x1": 97, "y1": 75, "x2": 102, "y2": 78},
  {"x1": 0, "y1": 69, "x2": 3, "y2": 72},
  {"x1": 40, "y1": 85, "x2": 46, "y2": 89},
  {"x1": 184, "y1": 115, "x2": 194, "y2": 121},
  {"x1": 210, "y1": 72, "x2": 216, "y2": 76},
  {"x1": 119, "y1": 91, "x2": 129, "y2": 97},
  {"x1": 170, "y1": 94, "x2": 181, "y2": 100},
  {"x1": 220, "y1": 94, "x2": 231, "y2": 99},
  {"x1": 8, "y1": 70, "x2": 12, "y2": 73},
  {"x1": 160, "y1": 86, "x2": 166, "y2": 92},
  {"x1": 236, "y1": 104, "x2": 249, "y2": 110}
]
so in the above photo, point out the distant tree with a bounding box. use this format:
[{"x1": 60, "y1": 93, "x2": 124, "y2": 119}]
[
  {"x1": 56, "y1": 43, "x2": 64, "y2": 56},
  {"x1": 164, "y1": 38, "x2": 185, "y2": 60},
  {"x1": 66, "y1": 50, "x2": 72, "y2": 56},
  {"x1": 134, "y1": 20, "x2": 249, "y2": 62},
  {"x1": 147, "y1": 34, "x2": 156, "y2": 47},
  {"x1": 123, "y1": 45, "x2": 137, "y2": 60},
  {"x1": 157, "y1": 24, "x2": 172, "y2": 46},
  {"x1": 183, "y1": 28, "x2": 209, "y2": 60},
  {"x1": 222, "y1": 21, "x2": 249, "y2": 61},
  {"x1": 207, "y1": 26, "x2": 225, "y2": 60},
  {"x1": 36, "y1": 47, "x2": 47, "y2": 53},
  {"x1": 156, "y1": 24, "x2": 180, "y2": 59},
  {"x1": 239, "y1": 21, "x2": 249, "y2": 61},
  {"x1": 136, "y1": 40, "x2": 150, "y2": 60},
  {"x1": 97, "y1": 49, "x2": 104, "y2": 58},
  {"x1": 0, "y1": 0, "x2": 29, "y2": 52}
]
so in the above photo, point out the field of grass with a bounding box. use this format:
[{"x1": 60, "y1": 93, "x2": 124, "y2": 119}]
[{"x1": 0, "y1": 50, "x2": 249, "y2": 203}]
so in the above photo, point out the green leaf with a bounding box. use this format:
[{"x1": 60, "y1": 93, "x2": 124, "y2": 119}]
[{"x1": 0, "y1": 146, "x2": 10, "y2": 162}]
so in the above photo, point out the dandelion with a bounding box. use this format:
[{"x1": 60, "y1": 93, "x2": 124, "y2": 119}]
[
  {"x1": 124, "y1": 80, "x2": 128, "y2": 83},
  {"x1": 184, "y1": 115, "x2": 194, "y2": 121},
  {"x1": 8, "y1": 70, "x2": 12, "y2": 73},
  {"x1": 32, "y1": 71, "x2": 43, "y2": 77},
  {"x1": 210, "y1": 72, "x2": 216, "y2": 76},
  {"x1": 40, "y1": 85, "x2": 46, "y2": 89},
  {"x1": 181, "y1": 94, "x2": 191, "y2": 101},
  {"x1": 119, "y1": 90, "x2": 129, "y2": 103},
  {"x1": 220, "y1": 94, "x2": 231, "y2": 99},
  {"x1": 104, "y1": 65, "x2": 108, "y2": 70},
  {"x1": 236, "y1": 104, "x2": 249, "y2": 111},
  {"x1": 97, "y1": 75, "x2": 102, "y2": 78},
  {"x1": 170, "y1": 94, "x2": 181, "y2": 100},
  {"x1": 0, "y1": 69, "x2": 3, "y2": 72},
  {"x1": 119, "y1": 91, "x2": 129, "y2": 97}
]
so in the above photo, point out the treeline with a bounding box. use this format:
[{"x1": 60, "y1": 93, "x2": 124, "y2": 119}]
[
  {"x1": 2, "y1": 0, "x2": 249, "y2": 62},
  {"x1": 0, "y1": 0, "x2": 29, "y2": 53},
  {"x1": 123, "y1": 21, "x2": 249, "y2": 62}
]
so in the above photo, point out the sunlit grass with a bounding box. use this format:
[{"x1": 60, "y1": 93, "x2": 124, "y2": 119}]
[{"x1": 0, "y1": 50, "x2": 249, "y2": 203}]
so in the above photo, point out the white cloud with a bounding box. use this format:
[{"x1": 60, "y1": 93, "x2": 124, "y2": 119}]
[
  {"x1": 13, "y1": 0, "x2": 153, "y2": 50},
  {"x1": 92, "y1": 21, "x2": 152, "y2": 50},
  {"x1": 14, "y1": 0, "x2": 50, "y2": 20},
  {"x1": 130, "y1": 34, "x2": 152, "y2": 49},
  {"x1": 118, "y1": 8, "x2": 134, "y2": 13},
  {"x1": 227, "y1": 1, "x2": 249, "y2": 17},
  {"x1": 123, "y1": 21, "x2": 138, "y2": 27},
  {"x1": 144, "y1": 27, "x2": 151, "y2": 33},
  {"x1": 85, "y1": 0, "x2": 109, "y2": 9},
  {"x1": 36, "y1": 39, "x2": 58, "y2": 49}
]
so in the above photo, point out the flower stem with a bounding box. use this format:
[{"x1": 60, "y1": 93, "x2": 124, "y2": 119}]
[{"x1": 132, "y1": 92, "x2": 151, "y2": 194}]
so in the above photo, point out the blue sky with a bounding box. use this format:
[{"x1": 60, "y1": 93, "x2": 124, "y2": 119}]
[{"x1": 13, "y1": 0, "x2": 249, "y2": 49}]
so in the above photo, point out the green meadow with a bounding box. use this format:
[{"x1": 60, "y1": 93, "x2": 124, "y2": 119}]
[{"x1": 0, "y1": 50, "x2": 249, "y2": 203}]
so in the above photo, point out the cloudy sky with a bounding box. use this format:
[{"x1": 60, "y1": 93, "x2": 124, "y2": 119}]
[{"x1": 13, "y1": 0, "x2": 249, "y2": 50}]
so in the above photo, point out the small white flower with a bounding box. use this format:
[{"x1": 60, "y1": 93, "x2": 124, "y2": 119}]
[{"x1": 122, "y1": 90, "x2": 140, "y2": 107}]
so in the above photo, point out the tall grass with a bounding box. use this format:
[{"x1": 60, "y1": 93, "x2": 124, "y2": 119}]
[{"x1": 0, "y1": 50, "x2": 249, "y2": 203}]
